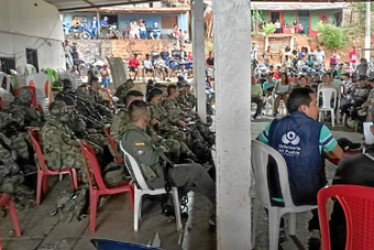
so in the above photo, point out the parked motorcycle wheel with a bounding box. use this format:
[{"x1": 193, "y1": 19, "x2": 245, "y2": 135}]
[{"x1": 80, "y1": 31, "x2": 91, "y2": 40}]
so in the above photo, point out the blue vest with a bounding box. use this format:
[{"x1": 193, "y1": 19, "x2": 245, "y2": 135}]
[{"x1": 268, "y1": 112, "x2": 325, "y2": 205}]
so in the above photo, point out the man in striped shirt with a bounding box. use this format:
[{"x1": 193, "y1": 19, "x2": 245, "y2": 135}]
[{"x1": 257, "y1": 88, "x2": 344, "y2": 249}]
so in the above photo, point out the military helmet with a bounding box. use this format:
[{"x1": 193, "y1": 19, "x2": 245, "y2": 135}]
[{"x1": 49, "y1": 100, "x2": 67, "y2": 118}]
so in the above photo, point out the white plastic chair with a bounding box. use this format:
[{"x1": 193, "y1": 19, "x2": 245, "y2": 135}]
[
  {"x1": 251, "y1": 140, "x2": 317, "y2": 250},
  {"x1": 318, "y1": 87, "x2": 337, "y2": 127},
  {"x1": 0, "y1": 72, "x2": 11, "y2": 92},
  {"x1": 25, "y1": 64, "x2": 37, "y2": 75},
  {"x1": 26, "y1": 73, "x2": 52, "y2": 112},
  {"x1": 120, "y1": 142, "x2": 182, "y2": 232}
]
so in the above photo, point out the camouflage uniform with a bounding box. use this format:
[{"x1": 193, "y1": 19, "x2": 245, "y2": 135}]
[
  {"x1": 41, "y1": 119, "x2": 84, "y2": 171},
  {"x1": 114, "y1": 80, "x2": 135, "y2": 104},
  {"x1": 177, "y1": 89, "x2": 197, "y2": 110},
  {"x1": 110, "y1": 108, "x2": 131, "y2": 142}
]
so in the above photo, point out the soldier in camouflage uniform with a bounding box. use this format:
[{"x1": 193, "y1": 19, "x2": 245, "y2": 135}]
[
  {"x1": 177, "y1": 82, "x2": 197, "y2": 111},
  {"x1": 41, "y1": 101, "x2": 84, "y2": 175},
  {"x1": 110, "y1": 90, "x2": 143, "y2": 142},
  {"x1": 148, "y1": 88, "x2": 196, "y2": 163},
  {"x1": 163, "y1": 85, "x2": 214, "y2": 163},
  {"x1": 114, "y1": 79, "x2": 135, "y2": 105}
]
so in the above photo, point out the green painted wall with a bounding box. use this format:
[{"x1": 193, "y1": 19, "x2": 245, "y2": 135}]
[
  {"x1": 283, "y1": 11, "x2": 297, "y2": 26},
  {"x1": 310, "y1": 9, "x2": 340, "y2": 31}
]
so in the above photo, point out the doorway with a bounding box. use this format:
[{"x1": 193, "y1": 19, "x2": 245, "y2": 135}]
[{"x1": 298, "y1": 10, "x2": 309, "y2": 34}]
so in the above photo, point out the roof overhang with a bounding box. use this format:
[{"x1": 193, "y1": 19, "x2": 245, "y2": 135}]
[
  {"x1": 44, "y1": 0, "x2": 162, "y2": 12},
  {"x1": 252, "y1": 2, "x2": 348, "y2": 10}
]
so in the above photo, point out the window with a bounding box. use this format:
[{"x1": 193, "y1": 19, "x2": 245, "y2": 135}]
[
  {"x1": 0, "y1": 57, "x2": 15, "y2": 75},
  {"x1": 271, "y1": 12, "x2": 280, "y2": 24},
  {"x1": 320, "y1": 14, "x2": 329, "y2": 23},
  {"x1": 26, "y1": 48, "x2": 39, "y2": 72},
  {"x1": 161, "y1": 16, "x2": 178, "y2": 29}
]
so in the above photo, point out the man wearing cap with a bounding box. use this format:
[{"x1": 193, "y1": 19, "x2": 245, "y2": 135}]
[
  {"x1": 177, "y1": 82, "x2": 197, "y2": 110},
  {"x1": 100, "y1": 64, "x2": 111, "y2": 88}
]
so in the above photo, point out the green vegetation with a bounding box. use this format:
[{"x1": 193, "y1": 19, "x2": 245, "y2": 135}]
[
  {"x1": 317, "y1": 21, "x2": 346, "y2": 49},
  {"x1": 263, "y1": 22, "x2": 276, "y2": 35}
]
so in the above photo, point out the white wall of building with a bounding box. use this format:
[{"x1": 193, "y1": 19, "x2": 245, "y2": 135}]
[{"x1": 0, "y1": 0, "x2": 65, "y2": 74}]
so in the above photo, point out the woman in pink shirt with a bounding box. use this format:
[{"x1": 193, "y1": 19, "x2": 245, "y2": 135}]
[{"x1": 329, "y1": 50, "x2": 340, "y2": 70}]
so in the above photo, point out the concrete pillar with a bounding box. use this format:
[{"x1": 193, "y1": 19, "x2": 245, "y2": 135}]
[
  {"x1": 191, "y1": 0, "x2": 207, "y2": 122},
  {"x1": 365, "y1": 1, "x2": 371, "y2": 60},
  {"x1": 213, "y1": 0, "x2": 252, "y2": 249}
]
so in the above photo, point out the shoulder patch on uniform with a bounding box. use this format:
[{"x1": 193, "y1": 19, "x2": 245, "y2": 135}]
[{"x1": 135, "y1": 142, "x2": 145, "y2": 147}]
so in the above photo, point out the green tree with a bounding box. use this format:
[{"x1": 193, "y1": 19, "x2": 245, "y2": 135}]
[{"x1": 317, "y1": 21, "x2": 346, "y2": 49}]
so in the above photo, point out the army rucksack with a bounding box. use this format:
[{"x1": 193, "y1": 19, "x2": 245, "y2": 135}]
[{"x1": 102, "y1": 162, "x2": 126, "y2": 186}]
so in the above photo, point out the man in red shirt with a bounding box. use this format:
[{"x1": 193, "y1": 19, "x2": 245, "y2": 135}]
[
  {"x1": 129, "y1": 53, "x2": 140, "y2": 80},
  {"x1": 349, "y1": 46, "x2": 359, "y2": 71}
]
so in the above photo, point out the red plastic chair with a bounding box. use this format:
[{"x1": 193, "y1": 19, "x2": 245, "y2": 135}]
[
  {"x1": 27, "y1": 128, "x2": 78, "y2": 205},
  {"x1": 318, "y1": 185, "x2": 374, "y2": 250},
  {"x1": 0, "y1": 194, "x2": 21, "y2": 250},
  {"x1": 101, "y1": 88, "x2": 114, "y2": 107},
  {"x1": 103, "y1": 127, "x2": 124, "y2": 164},
  {"x1": 77, "y1": 139, "x2": 134, "y2": 233}
]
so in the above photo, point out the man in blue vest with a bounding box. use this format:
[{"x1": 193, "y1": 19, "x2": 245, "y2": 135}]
[{"x1": 258, "y1": 87, "x2": 344, "y2": 249}]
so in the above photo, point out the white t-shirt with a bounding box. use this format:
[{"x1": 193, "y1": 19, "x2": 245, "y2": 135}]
[
  {"x1": 143, "y1": 60, "x2": 153, "y2": 69},
  {"x1": 314, "y1": 50, "x2": 325, "y2": 64}
]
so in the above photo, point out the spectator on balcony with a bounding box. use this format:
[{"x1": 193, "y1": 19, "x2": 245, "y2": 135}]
[
  {"x1": 173, "y1": 24, "x2": 180, "y2": 39},
  {"x1": 122, "y1": 23, "x2": 131, "y2": 39},
  {"x1": 182, "y1": 30, "x2": 189, "y2": 43},
  {"x1": 139, "y1": 21, "x2": 147, "y2": 39},
  {"x1": 90, "y1": 16, "x2": 99, "y2": 39},
  {"x1": 293, "y1": 19, "x2": 298, "y2": 33},
  {"x1": 70, "y1": 16, "x2": 82, "y2": 30},
  {"x1": 129, "y1": 53, "x2": 140, "y2": 80},
  {"x1": 151, "y1": 22, "x2": 161, "y2": 39},
  {"x1": 275, "y1": 20, "x2": 282, "y2": 33},
  {"x1": 100, "y1": 16, "x2": 109, "y2": 29},
  {"x1": 130, "y1": 20, "x2": 140, "y2": 39},
  {"x1": 297, "y1": 23, "x2": 304, "y2": 34}
]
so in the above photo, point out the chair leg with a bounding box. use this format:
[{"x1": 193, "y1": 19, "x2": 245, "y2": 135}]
[
  {"x1": 134, "y1": 189, "x2": 142, "y2": 232},
  {"x1": 172, "y1": 187, "x2": 182, "y2": 231},
  {"x1": 318, "y1": 111, "x2": 322, "y2": 123},
  {"x1": 289, "y1": 213, "x2": 296, "y2": 236},
  {"x1": 36, "y1": 171, "x2": 43, "y2": 205},
  {"x1": 70, "y1": 169, "x2": 78, "y2": 190},
  {"x1": 268, "y1": 208, "x2": 282, "y2": 250},
  {"x1": 42, "y1": 175, "x2": 48, "y2": 194},
  {"x1": 331, "y1": 111, "x2": 335, "y2": 127},
  {"x1": 7, "y1": 199, "x2": 21, "y2": 237},
  {"x1": 89, "y1": 192, "x2": 98, "y2": 233},
  {"x1": 129, "y1": 185, "x2": 135, "y2": 213}
]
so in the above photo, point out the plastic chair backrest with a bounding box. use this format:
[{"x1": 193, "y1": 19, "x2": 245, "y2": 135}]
[
  {"x1": 25, "y1": 64, "x2": 37, "y2": 75},
  {"x1": 14, "y1": 86, "x2": 38, "y2": 108},
  {"x1": 120, "y1": 142, "x2": 154, "y2": 192},
  {"x1": 251, "y1": 140, "x2": 295, "y2": 207},
  {"x1": 318, "y1": 185, "x2": 374, "y2": 250},
  {"x1": 103, "y1": 127, "x2": 121, "y2": 159},
  {"x1": 77, "y1": 139, "x2": 107, "y2": 191},
  {"x1": 318, "y1": 87, "x2": 337, "y2": 109},
  {"x1": 0, "y1": 72, "x2": 11, "y2": 92},
  {"x1": 27, "y1": 128, "x2": 48, "y2": 171},
  {"x1": 0, "y1": 96, "x2": 3, "y2": 110},
  {"x1": 26, "y1": 73, "x2": 53, "y2": 110}
]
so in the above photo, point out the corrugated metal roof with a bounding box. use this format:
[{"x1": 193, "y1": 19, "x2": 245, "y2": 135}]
[
  {"x1": 252, "y1": 2, "x2": 348, "y2": 10},
  {"x1": 44, "y1": 0, "x2": 161, "y2": 11}
]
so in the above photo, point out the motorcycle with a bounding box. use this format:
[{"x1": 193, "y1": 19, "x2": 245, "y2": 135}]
[
  {"x1": 100, "y1": 24, "x2": 122, "y2": 39},
  {"x1": 66, "y1": 24, "x2": 92, "y2": 40}
]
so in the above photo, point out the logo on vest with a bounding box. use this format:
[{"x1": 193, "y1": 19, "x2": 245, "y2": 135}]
[
  {"x1": 281, "y1": 131, "x2": 300, "y2": 145},
  {"x1": 279, "y1": 131, "x2": 301, "y2": 157}
]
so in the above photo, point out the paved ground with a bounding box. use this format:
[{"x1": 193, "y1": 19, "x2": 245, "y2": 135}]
[{"x1": 1, "y1": 104, "x2": 364, "y2": 250}]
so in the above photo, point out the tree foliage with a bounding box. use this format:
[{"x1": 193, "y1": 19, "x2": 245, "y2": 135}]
[
  {"x1": 317, "y1": 21, "x2": 346, "y2": 49},
  {"x1": 263, "y1": 22, "x2": 276, "y2": 35}
]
